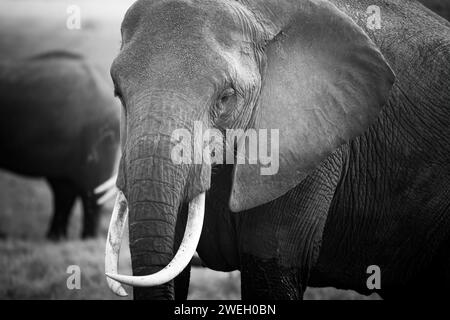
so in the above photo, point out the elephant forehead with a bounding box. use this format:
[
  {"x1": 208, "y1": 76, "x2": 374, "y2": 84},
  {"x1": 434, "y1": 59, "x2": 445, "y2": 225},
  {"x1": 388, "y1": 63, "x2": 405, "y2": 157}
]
[
  {"x1": 121, "y1": 0, "x2": 246, "y2": 49},
  {"x1": 121, "y1": 1, "x2": 203, "y2": 42},
  {"x1": 113, "y1": 1, "x2": 247, "y2": 93}
]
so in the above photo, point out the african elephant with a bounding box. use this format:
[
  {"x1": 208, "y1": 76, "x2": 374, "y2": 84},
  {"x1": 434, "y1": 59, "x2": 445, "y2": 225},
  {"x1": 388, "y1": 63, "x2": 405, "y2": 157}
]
[
  {"x1": 0, "y1": 51, "x2": 120, "y2": 240},
  {"x1": 105, "y1": 0, "x2": 450, "y2": 299}
]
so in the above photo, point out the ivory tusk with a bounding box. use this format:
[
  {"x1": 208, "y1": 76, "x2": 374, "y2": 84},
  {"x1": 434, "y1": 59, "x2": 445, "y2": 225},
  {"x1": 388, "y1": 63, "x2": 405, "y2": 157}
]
[
  {"x1": 97, "y1": 186, "x2": 118, "y2": 205},
  {"x1": 94, "y1": 174, "x2": 118, "y2": 194},
  {"x1": 105, "y1": 192, "x2": 205, "y2": 287},
  {"x1": 105, "y1": 190, "x2": 129, "y2": 297}
]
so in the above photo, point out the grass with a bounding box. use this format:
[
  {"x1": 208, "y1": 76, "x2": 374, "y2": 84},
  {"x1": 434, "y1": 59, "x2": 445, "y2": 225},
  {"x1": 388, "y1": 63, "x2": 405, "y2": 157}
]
[{"x1": 0, "y1": 239, "x2": 124, "y2": 300}]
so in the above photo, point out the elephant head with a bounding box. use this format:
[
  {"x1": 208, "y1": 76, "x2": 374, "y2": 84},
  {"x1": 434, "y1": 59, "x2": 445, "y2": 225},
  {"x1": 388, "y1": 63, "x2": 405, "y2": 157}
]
[{"x1": 105, "y1": 0, "x2": 395, "y2": 299}]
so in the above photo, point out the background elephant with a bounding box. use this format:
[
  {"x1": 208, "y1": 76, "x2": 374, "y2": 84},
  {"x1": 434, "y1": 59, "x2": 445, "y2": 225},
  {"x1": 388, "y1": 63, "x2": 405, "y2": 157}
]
[
  {"x1": 105, "y1": 0, "x2": 450, "y2": 300},
  {"x1": 0, "y1": 51, "x2": 120, "y2": 240}
]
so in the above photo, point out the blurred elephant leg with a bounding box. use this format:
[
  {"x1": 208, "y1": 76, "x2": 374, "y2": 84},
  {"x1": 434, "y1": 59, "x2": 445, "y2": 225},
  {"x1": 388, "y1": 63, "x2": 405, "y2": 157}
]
[
  {"x1": 80, "y1": 193, "x2": 101, "y2": 239},
  {"x1": 46, "y1": 178, "x2": 78, "y2": 240}
]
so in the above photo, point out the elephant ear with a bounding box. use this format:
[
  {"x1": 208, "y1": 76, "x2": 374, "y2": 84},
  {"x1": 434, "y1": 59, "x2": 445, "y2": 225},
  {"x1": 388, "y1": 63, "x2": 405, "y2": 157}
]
[{"x1": 229, "y1": 0, "x2": 395, "y2": 212}]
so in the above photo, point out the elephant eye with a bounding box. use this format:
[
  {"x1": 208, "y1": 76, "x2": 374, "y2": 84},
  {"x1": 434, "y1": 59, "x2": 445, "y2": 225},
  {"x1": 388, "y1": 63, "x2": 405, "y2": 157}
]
[
  {"x1": 220, "y1": 88, "x2": 235, "y2": 105},
  {"x1": 216, "y1": 88, "x2": 236, "y2": 115},
  {"x1": 213, "y1": 87, "x2": 237, "y2": 126}
]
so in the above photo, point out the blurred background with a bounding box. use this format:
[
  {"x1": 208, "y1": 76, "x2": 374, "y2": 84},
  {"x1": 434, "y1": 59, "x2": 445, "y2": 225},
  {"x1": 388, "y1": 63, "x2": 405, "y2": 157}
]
[{"x1": 0, "y1": 0, "x2": 447, "y2": 300}]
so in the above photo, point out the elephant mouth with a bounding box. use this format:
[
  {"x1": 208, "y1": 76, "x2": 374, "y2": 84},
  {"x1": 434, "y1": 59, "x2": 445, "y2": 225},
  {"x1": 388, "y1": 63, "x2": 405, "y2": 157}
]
[{"x1": 104, "y1": 190, "x2": 206, "y2": 296}]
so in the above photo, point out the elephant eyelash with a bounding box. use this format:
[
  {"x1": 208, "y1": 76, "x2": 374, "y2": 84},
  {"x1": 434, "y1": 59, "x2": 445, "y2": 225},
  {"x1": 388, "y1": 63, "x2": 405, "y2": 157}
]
[
  {"x1": 114, "y1": 88, "x2": 126, "y2": 109},
  {"x1": 113, "y1": 88, "x2": 122, "y2": 99},
  {"x1": 112, "y1": 79, "x2": 123, "y2": 98}
]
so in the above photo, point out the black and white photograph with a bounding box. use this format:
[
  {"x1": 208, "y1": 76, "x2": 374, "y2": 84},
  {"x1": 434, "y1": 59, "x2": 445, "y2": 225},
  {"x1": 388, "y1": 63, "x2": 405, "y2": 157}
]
[{"x1": 0, "y1": 0, "x2": 449, "y2": 306}]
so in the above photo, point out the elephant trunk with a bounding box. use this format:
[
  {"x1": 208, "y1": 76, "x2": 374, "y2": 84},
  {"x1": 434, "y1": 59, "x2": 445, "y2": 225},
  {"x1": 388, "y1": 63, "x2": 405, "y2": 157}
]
[
  {"x1": 105, "y1": 94, "x2": 209, "y2": 300},
  {"x1": 129, "y1": 126, "x2": 187, "y2": 300}
]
